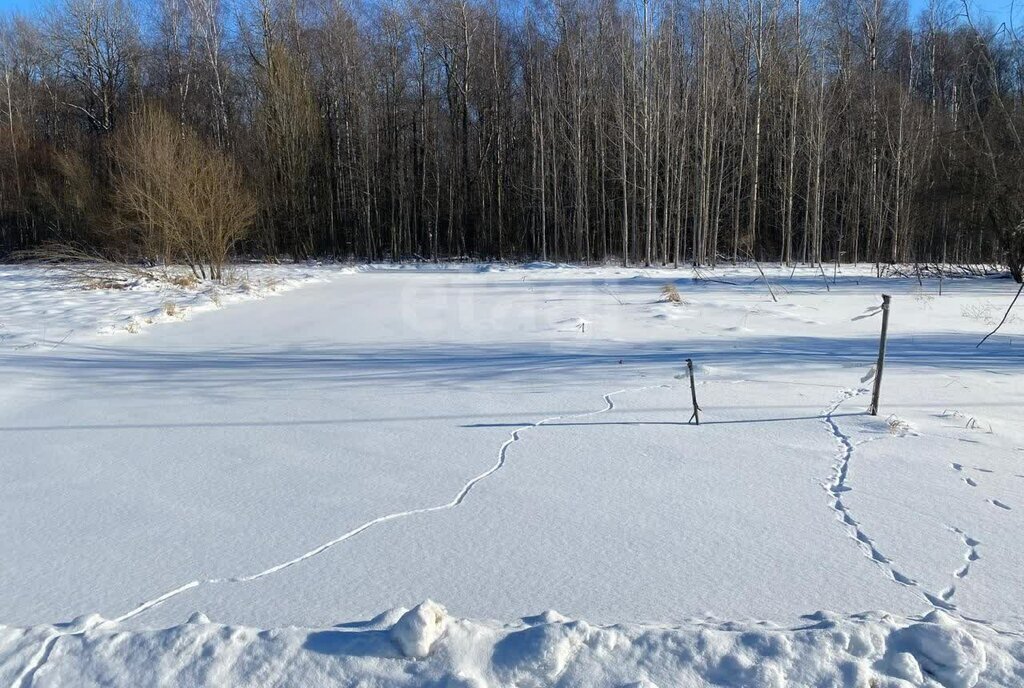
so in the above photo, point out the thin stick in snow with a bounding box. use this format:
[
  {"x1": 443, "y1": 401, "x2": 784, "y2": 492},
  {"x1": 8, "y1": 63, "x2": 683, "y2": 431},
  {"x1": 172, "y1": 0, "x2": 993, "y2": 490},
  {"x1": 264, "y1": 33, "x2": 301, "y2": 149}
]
[
  {"x1": 687, "y1": 358, "x2": 701, "y2": 425},
  {"x1": 818, "y1": 262, "x2": 831, "y2": 292},
  {"x1": 748, "y1": 253, "x2": 778, "y2": 302},
  {"x1": 977, "y1": 281, "x2": 1023, "y2": 348}
]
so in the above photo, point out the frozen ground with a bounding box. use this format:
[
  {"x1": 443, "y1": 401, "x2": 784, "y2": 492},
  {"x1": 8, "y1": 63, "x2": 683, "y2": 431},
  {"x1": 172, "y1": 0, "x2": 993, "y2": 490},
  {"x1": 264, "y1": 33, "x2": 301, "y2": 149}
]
[{"x1": 0, "y1": 262, "x2": 1022, "y2": 686}]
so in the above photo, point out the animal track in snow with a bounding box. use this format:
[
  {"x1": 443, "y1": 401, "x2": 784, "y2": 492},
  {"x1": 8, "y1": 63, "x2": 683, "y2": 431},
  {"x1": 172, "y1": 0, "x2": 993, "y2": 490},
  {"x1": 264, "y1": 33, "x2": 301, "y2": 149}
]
[
  {"x1": 110, "y1": 385, "x2": 661, "y2": 625},
  {"x1": 951, "y1": 464, "x2": 1014, "y2": 511},
  {"x1": 823, "y1": 388, "x2": 970, "y2": 613},
  {"x1": 822, "y1": 389, "x2": 923, "y2": 591},
  {"x1": 939, "y1": 527, "x2": 980, "y2": 603},
  {"x1": 951, "y1": 462, "x2": 1001, "y2": 476}
]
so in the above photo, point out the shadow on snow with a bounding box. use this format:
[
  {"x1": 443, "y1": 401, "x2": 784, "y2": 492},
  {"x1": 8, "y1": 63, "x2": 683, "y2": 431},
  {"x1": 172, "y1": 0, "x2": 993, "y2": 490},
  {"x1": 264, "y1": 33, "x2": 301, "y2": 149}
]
[{"x1": 0, "y1": 333, "x2": 1018, "y2": 391}]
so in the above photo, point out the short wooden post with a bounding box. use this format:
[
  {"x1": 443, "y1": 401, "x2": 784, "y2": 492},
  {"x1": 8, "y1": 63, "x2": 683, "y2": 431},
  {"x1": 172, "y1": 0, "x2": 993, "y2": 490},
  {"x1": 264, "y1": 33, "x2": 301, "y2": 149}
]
[
  {"x1": 867, "y1": 294, "x2": 891, "y2": 416},
  {"x1": 686, "y1": 358, "x2": 701, "y2": 425}
]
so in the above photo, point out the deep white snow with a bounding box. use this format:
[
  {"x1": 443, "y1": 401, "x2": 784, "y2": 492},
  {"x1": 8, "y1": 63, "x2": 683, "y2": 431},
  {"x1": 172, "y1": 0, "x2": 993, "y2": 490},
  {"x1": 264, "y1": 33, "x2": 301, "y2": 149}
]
[{"x1": 0, "y1": 262, "x2": 1022, "y2": 686}]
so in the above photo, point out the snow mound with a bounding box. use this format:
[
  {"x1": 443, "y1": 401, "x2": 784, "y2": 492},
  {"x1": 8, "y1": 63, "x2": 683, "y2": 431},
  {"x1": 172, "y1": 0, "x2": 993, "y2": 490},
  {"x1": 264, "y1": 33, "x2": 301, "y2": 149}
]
[
  {"x1": 391, "y1": 600, "x2": 449, "y2": 658},
  {"x1": 4, "y1": 608, "x2": 1020, "y2": 687},
  {"x1": 883, "y1": 612, "x2": 987, "y2": 688}
]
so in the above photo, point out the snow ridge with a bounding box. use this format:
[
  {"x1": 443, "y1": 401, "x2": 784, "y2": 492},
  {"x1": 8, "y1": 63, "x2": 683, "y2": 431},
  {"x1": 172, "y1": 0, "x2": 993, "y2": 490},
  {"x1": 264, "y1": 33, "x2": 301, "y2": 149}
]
[
  {"x1": 114, "y1": 386, "x2": 654, "y2": 623},
  {"x1": 11, "y1": 615, "x2": 108, "y2": 688},
  {"x1": 9, "y1": 609, "x2": 1022, "y2": 688}
]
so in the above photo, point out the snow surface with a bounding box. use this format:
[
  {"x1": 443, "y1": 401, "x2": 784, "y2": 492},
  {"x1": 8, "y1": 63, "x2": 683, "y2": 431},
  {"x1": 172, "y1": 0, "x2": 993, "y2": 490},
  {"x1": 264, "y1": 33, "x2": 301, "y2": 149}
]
[
  {"x1": 0, "y1": 263, "x2": 336, "y2": 351},
  {"x1": 0, "y1": 262, "x2": 1022, "y2": 686}
]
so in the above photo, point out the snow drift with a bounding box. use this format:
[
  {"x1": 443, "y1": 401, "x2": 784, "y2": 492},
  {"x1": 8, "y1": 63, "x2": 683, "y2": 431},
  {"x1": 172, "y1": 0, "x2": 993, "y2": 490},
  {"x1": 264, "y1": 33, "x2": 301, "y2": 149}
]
[{"x1": 1, "y1": 607, "x2": 1021, "y2": 687}]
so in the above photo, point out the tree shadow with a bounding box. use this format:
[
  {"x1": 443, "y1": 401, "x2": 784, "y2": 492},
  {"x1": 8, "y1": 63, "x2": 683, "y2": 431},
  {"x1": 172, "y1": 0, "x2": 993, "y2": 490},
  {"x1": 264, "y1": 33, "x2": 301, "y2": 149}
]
[
  {"x1": 462, "y1": 411, "x2": 866, "y2": 429},
  {"x1": 1, "y1": 332, "x2": 1020, "y2": 392}
]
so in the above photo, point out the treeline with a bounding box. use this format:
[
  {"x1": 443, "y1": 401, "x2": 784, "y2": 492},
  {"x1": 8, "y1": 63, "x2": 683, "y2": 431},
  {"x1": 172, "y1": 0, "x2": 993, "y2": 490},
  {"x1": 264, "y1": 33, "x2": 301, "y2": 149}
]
[{"x1": 0, "y1": 0, "x2": 1022, "y2": 278}]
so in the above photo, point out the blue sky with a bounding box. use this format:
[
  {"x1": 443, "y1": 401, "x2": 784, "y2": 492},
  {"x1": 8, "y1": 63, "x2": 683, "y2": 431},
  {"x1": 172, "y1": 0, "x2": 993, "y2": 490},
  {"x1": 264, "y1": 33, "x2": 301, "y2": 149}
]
[
  {"x1": 0, "y1": 0, "x2": 35, "y2": 13},
  {"x1": 0, "y1": 0, "x2": 37, "y2": 14},
  {"x1": 943, "y1": 0, "x2": 1019, "y2": 25}
]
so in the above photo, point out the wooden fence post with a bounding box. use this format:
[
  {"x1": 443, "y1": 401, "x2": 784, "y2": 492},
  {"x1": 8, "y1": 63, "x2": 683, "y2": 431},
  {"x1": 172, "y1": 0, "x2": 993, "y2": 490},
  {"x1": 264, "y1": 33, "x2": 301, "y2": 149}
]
[
  {"x1": 687, "y1": 358, "x2": 701, "y2": 425},
  {"x1": 868, "y1": 294, "x2": 891, "y2": 416}
]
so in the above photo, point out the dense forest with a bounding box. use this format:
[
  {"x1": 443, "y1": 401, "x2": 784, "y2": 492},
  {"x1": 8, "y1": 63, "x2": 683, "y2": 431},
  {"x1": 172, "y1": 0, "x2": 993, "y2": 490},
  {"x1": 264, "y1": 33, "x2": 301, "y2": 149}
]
[{"x1": 0, "y1": 0, "x2": 1022, "y2": 279}]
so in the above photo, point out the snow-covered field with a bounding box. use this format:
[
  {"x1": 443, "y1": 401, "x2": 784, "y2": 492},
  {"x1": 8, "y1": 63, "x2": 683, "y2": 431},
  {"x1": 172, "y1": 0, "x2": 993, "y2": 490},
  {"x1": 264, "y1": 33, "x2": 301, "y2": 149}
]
[{"x1": 0, "y1": 262, "x2": 1022, "y2": 686}]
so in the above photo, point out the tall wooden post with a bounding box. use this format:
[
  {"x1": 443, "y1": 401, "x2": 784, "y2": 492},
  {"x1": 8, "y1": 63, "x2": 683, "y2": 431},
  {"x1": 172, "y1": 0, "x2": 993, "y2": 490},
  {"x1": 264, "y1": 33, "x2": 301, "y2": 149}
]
[
  {"x1": 687, "y1": 358, "x2": 701, "y2": 425},
  {"x1": 868, "y1": 294, "x2": 891, "y2": 416}
]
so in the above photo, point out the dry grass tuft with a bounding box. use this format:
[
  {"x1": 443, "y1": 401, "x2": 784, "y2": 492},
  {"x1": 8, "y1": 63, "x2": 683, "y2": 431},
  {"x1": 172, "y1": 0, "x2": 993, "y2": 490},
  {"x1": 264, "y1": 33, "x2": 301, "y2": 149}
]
[
  {"x1": 661, "y1": 283, "x2": 683, "y2": 304},
  {"x1": 886, "y1": 415, "x2": 911, "y2": 436},
  {"x1": 79, "y1": 276, "x2": 133, "y2": 291},
  {"x1": 166, "y1": 273, "x2": 200, "y2": 289}
]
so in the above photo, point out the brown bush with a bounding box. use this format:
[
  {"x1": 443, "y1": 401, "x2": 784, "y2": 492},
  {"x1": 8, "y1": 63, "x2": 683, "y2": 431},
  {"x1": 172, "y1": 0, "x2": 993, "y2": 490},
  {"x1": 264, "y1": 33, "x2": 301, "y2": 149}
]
[
  {"x1": 114, "y1": 105, "x2": 256, "y2": 281},
  {"x1": 661, "y1": 283, "x2": 683, "y2": 304},
  {"x1": 32, "y1": 149, "x2": 114, "y2": 247}
]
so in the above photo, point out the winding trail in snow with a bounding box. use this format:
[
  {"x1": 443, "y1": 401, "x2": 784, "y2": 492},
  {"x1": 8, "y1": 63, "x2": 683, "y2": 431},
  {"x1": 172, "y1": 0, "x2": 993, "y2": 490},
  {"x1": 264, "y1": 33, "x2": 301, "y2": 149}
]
[
  {"x1": 13, "y1": 385, "x2": 657, "y2": 686},
  {"x1": 823, "y1": 388, "x2": 991, "y2": 616},
  {"x1": 823, "y1": 388, "x2": 965, "y2": 612},
  {"x1": 113, "y1": 385, "x2": 658, "y2": 624},
  {"x1": 822, "y1": 387, "x2": 920, "y2": 589}
]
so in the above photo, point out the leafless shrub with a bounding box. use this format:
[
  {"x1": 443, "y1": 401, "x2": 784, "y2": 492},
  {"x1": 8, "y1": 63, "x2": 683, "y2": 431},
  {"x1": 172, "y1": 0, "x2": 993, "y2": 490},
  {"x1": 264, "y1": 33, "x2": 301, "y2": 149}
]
[
  {"x1": 218, "y1": 270, "x2": 249, "y2": 289},
  {"x1": 113, "y1": 104, "x2": 256, "y2": 281},
  {"x1": 17, "y1": 242, "x2": 155, "y2": 290},
  {"x1": 32, "y1": 150, "x2": 115, "y2": 247},
  {"x1": 961, "y1": 301, "x2": 1020, "y2": 327},
  {"x1": 912, "y1": 288, "x2": 934, "y2": 308}
]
